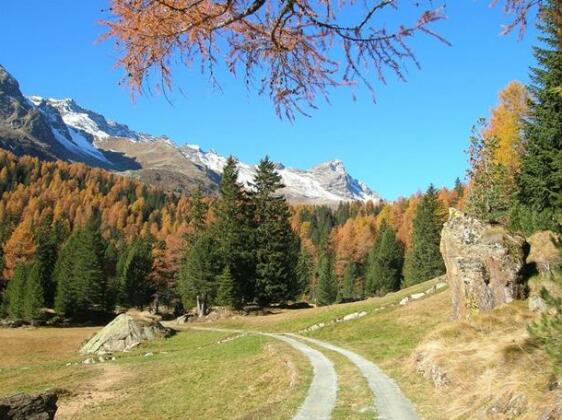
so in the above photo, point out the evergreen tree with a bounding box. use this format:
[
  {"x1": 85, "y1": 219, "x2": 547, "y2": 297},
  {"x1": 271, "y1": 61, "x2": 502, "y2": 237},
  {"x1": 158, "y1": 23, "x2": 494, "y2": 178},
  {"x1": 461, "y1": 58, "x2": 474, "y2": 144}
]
[
  {"x1": 213, "y1": 157, "x2": 256, "y2": 306},
  {"x1": 72, "y1": 213, "x2": 107, "y2": 313},
  {"x1": 118, "y1": 237, "x2": 154, "y2": 309},
  {"x1": 188, "y1": 186, "x2": 208, "y2": 234},
  {"x1": 33, "y1": 222, "x2": 59, "y2": 307},
  {"x1": 53, "y1": 214, "x2": 108, "y2": 316},
  {"x1": 341, "y1": 261, "x2": 356, "y2": 301},
  {"x1": 516, "y1": 1, "x2": 562, "y2": 232},
  {"x1": 296, "y1": 247, "x2": 312, "y2": 298},
  {"x1": 365, "y1": 222, "x2": 404, "y2": 296},
  {"x1": 53, "y1": 233, "x2": 80, "y2": 315},
  {"x1": 23, "y1": 261, "x2": 45, "y2": 320},
  {"x1": 316, "y1": 251, "x2": 337, "y2": 306},
  {"x1": 4, "y1": 264, "x2": 28, "y2": 319},
  {"x1": 178, "y1": 231, "x2": 222, "y2": 315},
  {"x1": 403, "y1": 185, "x2": 446, "y2": 287},
  {"x1": 216, "y1": 266, "x2": 236, "y2": 308},
  {"x1": 253, "y1": 157, "x2": 299, "y2": 305},
  {"x1": 453, "y1": 177, "x2": 465, "y2": 203}
]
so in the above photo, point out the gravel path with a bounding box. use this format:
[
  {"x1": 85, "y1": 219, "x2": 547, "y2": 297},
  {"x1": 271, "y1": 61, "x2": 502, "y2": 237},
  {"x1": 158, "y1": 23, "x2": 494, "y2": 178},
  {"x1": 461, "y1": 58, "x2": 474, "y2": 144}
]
[
  {"x1": 286, "y1": 333, "x2": 419, "y2": 420},
  {"x1": 189, "y1": 327, "x2": 337, "y2": 420},
  {"x1": 265, "y1": 333, "x2": 337, "y2": 420},
  {"x1": 187, "y1": 326, "x2": 418, "y2": 419}
]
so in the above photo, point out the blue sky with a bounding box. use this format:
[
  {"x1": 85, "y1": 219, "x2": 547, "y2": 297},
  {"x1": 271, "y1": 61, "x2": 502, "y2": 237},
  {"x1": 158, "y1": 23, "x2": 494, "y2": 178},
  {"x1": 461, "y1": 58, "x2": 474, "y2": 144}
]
[{"x1": 1, "y1": 1, "x2": 539, "y2": 200}]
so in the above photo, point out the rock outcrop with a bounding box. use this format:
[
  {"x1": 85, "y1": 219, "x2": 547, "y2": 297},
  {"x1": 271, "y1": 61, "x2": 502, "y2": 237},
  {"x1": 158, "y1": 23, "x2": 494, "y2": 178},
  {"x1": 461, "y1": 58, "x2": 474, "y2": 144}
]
[
  {"x1": 440, "y1": 208, "x2": 527, "y2": 320},
  {"x1": 80, "y1": 313, "x2": 173, "y2": 355},
  {"x1": 0, "y1": 391, "x2": 58, "y2": 420},
  {"x1": 527, "y1": 231, "x2": 561, "y2": 276}
]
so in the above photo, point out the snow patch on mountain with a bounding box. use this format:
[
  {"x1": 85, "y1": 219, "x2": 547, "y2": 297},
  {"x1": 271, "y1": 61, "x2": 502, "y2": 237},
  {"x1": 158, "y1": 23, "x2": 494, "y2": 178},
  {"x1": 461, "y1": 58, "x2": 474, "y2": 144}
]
[{"x1": 180, "y1": 145, "x2": 381, "y2": 203}]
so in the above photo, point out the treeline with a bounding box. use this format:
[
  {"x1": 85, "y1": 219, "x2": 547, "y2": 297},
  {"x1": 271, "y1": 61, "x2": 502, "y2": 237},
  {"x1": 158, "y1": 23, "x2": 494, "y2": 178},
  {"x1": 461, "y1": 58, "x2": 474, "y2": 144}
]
[
  {"x1": 0, "y1": 147, "x2": 459, "y2": 319},
  {"x1": 293, "y1": 184, "x2": 453, "y2": 306},
  {"x1": 0, "y1": 152, "x2": 199, "y2": 320}
]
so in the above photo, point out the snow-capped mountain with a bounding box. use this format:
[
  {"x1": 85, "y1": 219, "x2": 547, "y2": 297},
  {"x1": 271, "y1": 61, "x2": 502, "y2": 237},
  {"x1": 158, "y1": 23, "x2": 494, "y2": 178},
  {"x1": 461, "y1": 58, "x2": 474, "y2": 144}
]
[
  {"x1": 0, "y1": 64, "x2": 381, "y2": 204},
  {"x1": 180, "y1": 145, "x2": 380, "y2": 203}
]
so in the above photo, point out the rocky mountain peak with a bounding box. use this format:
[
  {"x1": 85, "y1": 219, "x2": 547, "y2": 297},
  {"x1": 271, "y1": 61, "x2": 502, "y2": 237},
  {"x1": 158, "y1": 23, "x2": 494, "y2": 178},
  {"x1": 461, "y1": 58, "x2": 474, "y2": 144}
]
[{"x1": 0, "y1": 64, "x2": 382, "y2": 204}]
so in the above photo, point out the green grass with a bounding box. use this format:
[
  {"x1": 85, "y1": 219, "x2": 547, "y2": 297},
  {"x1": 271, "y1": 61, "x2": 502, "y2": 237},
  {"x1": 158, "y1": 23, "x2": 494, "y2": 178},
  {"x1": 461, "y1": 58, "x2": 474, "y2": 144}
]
[{"x1": 0, "y1": 328, "x2": 311, "y2": 419}]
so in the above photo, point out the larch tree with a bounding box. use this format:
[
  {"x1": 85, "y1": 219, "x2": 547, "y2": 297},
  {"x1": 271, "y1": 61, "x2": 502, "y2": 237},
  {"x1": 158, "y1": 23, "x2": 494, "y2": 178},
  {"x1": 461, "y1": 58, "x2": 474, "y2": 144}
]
[
  {"x1": 2, "y1": 218, "x2": 36, "y2": 280},
  {"x1": 465, "y1": 118, "x2": 517, "y2": 223},
  {"x1": 102, "y1": 0, "x2": 543, "y2": 119},
  {"x1": 403, "y1": 185, "x2": 446, "y2": 287}
]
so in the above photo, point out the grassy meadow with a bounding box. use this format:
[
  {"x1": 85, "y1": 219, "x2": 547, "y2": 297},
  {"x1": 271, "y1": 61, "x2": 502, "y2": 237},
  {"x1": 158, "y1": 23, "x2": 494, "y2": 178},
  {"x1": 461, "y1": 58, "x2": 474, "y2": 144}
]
[{"x1": 0, "y1": 277, "x2": 559, "y2": 419}]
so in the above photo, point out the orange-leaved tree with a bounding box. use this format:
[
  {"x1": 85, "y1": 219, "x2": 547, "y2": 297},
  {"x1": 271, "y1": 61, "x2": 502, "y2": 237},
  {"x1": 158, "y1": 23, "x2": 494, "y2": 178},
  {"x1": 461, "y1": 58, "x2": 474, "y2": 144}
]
[{"x1": 102, "y1": 0, "x2": 542, "y2": 119}]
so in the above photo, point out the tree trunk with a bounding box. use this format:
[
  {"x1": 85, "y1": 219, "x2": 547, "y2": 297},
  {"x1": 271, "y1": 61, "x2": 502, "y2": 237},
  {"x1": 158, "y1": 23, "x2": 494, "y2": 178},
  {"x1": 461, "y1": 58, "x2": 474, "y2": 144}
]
[{"x1": 196, "y1": 295, "x2": 206, "y2": 317}]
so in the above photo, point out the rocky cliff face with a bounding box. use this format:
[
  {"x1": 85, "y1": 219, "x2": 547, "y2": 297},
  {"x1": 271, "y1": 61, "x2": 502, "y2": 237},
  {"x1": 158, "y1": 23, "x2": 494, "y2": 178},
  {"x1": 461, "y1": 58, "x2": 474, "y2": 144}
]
[{"x1": 440, "y1": 208, "x2": 528, "y2": 320}]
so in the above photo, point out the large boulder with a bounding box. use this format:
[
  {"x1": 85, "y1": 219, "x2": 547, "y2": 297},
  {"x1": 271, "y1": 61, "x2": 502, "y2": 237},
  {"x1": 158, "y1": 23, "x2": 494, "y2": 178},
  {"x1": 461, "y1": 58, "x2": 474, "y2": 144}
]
[
  {"x1": 80, "y1": 313, "x2": 173, "y2": 355},
  {"x1": 440, "y1": 208, "x2": 527, "y2": 320},
  {"x1": 0, "y1": 391, "x2": 57, "y2": 420}
]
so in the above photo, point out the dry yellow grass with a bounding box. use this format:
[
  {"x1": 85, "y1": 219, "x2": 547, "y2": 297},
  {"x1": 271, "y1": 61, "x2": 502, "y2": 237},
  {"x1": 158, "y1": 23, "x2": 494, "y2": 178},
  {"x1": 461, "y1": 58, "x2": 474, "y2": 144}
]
[{"x1": 407, "y1": 301, "x2": 561, "y2": 419}]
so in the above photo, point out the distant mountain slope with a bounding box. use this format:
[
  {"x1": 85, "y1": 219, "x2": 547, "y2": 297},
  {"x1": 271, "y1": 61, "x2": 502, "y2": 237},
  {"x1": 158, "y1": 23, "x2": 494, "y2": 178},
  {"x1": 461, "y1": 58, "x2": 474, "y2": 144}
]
[{"x1": 0, "y1": 64, "x2": 381, "y2": 204}]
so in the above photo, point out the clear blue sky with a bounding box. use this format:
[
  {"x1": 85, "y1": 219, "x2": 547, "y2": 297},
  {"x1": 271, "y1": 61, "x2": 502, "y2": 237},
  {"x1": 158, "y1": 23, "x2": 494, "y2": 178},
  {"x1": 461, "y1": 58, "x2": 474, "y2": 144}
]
[{"x1": 1, "y1": 1, "x2": 539, "y2": 200}]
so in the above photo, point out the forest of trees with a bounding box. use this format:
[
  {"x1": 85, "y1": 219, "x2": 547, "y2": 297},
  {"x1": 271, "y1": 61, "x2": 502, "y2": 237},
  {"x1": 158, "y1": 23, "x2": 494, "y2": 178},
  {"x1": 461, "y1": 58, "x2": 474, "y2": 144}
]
[{"x1": 0, "y1": 148, "x2": 457, "y2": 320}]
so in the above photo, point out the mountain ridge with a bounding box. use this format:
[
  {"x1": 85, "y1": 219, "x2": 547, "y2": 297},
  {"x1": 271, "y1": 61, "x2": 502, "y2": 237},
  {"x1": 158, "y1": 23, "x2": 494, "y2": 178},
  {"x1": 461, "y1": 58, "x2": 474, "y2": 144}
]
[{"x1": 0, "y1": 64, "x2": 381, "y2": 204}]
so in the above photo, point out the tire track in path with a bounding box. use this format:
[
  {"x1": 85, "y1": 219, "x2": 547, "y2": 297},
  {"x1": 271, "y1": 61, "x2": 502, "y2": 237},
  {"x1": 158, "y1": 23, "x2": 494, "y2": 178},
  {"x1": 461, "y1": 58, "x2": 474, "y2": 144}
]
[
  {"x1": 286, "y1": 333, "x2": 419, "y2": 420},
  {"x1": 189, "y1": 327, "x2": 337, "y2": 420}
]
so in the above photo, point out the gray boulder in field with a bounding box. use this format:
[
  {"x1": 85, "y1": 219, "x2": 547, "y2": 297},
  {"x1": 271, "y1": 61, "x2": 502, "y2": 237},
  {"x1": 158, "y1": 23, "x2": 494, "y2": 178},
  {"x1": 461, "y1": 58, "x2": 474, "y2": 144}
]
[{"x1": 80, "y1": 313, "x2": 173, "y2": 355}]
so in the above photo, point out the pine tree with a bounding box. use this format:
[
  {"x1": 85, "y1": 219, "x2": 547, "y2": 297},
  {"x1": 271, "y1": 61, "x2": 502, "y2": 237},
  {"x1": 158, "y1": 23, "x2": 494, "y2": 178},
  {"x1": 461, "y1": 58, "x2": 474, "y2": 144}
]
[
  {"x1": 365, "y1": 222, "x2": 403, "y2": 296},
  {"x1": 118, "y1": 237, "x2": 154, "y2": 309},
  {"x1": 316, "y1": 251, "x2": 337, "y2": 306},
  {"x1": 72, "y1": 213, "x2": 107, "y2": 313},
  {"x1": 341, "y1": 261, "x2": 356, "y2": 301},
  {"x1": 53, "y1": 214, "x2": 108, "y2": 316},
  {"x1": 213, "y1": 157, "x2": 256, "y2": 306},
  {"x1": 516, "y1": 0, "x2": 562, "y2": 232},
  {"x1": 23, "y1": 261, "x2": 45, "y2": 320},
  {"x1": 188, "y1": 186, "x2": 208, "y2": 234},
  {"x1": 4, "y1": 264, "x2": 28, "y2": 319},
  {"x1": 453, "y1": 177, "x2": 465, "y2": 204},
  {"x1": 178, "y1": 231, "x2": 222, "y2": 316},
  {"x1": 403, "y1": 185, "x2": 446, "y2": 287},
  {"x1": 296, "y1": 247, "x2": 312, "y2": 298},
  {"x1": 253, "y1": 156, "x2": 299, "y2": 305},
  {"x1": 53, "y1": 233, "x2": 80, "y2": 315},
  {"x1": 216, "y1": 267, "x2": 236, "y2": 308},
  {"x1": 33, "y1": 222, "x2": 60, "y2": 307}
]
